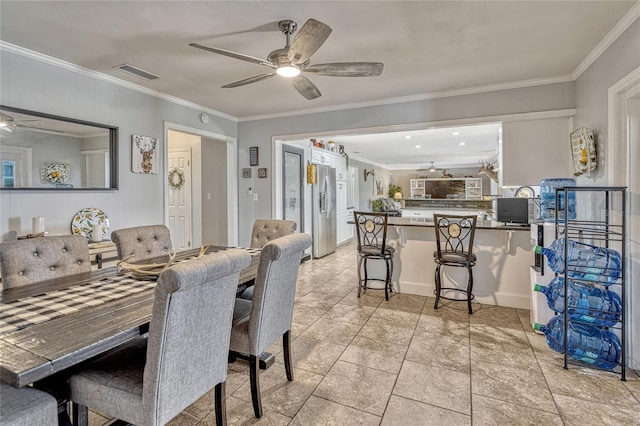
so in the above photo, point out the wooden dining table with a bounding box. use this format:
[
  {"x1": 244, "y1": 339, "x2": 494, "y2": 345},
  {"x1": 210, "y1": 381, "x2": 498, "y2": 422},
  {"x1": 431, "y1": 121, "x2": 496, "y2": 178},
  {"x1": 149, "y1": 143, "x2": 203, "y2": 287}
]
[{"x1": 0, "y1": 246, "x2": 261, "y2": 388}]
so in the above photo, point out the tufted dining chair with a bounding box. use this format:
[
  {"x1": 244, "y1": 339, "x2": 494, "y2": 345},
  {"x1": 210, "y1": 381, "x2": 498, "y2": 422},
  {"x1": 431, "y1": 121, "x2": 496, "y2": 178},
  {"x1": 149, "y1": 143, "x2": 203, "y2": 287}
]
[
  {"x1": 0, "y1": 382, "x2": 58, "y2": 426},
  {"x1": 237, "y1": 219, "x2": 297, "y2": 301},
  {"x1": 230, "y1": 233, "x2": 312, "y2": 418},
  {"x1": 249, "y1": 219, "x2": 297, "y2": 249},
  {"x1": 0, "y1": 235, "x2": 91, "y2": 289},
  {"x1": 110, "y1": 225, "x2": 172, "y2": 263},
  {"x1": 69, "y1": 249, "x2": 251, "y2": 426}
]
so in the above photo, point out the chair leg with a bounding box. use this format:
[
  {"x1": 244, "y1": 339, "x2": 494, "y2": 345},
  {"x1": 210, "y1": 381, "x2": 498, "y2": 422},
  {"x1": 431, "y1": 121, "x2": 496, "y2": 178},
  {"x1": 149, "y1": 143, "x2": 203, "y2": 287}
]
[
  {"x1": 389, "y1": 257, "x2": 394, "y2": 294},
  {"x1": 283, "y1": 330, "x2": 294, "y2": 381},
  {"x1": 433, "y1": 264, "x2": 441, "y2": 309},
  {"x1": 214, "y1": 382, "x2": 227, "y2": 426},
  {"x1": 357, "y1": 255, "x2": 364, "y2": 297},
  {"x1": 249, "y1": 355, "x2": 263, "y2": 418},
  {"x1": 384, "y1": 258, "x2": 390, "y2": 301},
  {"x1": 363, "y1": 257, "x2": 369, "y2": 292},
  {"x1": 72, "y1": 402, "x2": 88, "y2": 426},
  {"x1": 467, "y1": 267, "x2": 474, "y2": 315}
]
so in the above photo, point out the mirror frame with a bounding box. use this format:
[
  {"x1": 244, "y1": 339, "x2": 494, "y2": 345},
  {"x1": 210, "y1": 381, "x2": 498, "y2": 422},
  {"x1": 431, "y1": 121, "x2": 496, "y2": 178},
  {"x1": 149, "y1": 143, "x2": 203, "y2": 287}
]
[{"x1": 0, "y1": 105, "x2": 119, "y2": 190}]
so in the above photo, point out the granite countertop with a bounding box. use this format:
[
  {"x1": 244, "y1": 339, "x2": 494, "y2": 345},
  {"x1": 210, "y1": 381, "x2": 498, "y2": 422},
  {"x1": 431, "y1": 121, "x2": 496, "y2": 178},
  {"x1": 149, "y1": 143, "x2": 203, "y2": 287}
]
[{"x1": 349, "y1": 216, "x2": 531, "y2": 231}]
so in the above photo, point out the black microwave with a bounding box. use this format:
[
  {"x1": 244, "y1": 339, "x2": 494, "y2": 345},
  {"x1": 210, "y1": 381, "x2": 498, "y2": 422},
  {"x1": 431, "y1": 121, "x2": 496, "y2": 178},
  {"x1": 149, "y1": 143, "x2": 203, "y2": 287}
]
[{"x1": 496, "y1": 198, "x2": 531, "y2": 224}]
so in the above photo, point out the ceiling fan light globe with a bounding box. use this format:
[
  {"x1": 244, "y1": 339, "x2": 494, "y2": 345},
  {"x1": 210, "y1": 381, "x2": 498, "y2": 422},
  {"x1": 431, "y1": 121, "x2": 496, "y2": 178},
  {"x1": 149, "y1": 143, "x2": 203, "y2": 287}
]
[
  {"x1": 277, "y1": 66, "x2": 301, "y2": 78},
  {"x1": 0, "y1": 122, "x2": 7, "y2": 128}
]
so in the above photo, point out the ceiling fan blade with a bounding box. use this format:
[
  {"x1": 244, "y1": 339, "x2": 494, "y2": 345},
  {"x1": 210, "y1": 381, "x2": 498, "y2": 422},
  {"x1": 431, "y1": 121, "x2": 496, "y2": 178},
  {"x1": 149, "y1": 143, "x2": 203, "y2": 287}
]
[
  {"x1": 189, "y1": 43, "x2": 276, "y2": 69},
  {"x1": 292, "y1": 76, "x2": 321, "y2": 100},
  {"x1": 288, "y1": 19, "x2": 332, "y2": 65},
  {"x1": 304, "y1": 62, "x2": 384, "y2": 77},
  {"x1": 222, "y1": 73, "x2": 276, "y2": 88}
]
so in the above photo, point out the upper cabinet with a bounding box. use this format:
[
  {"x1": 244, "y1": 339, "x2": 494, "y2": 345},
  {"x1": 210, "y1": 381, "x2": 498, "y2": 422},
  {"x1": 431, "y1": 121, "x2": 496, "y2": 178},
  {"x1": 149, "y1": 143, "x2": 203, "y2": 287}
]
[
  {"x1": 501, "y1": 117, "x2": 573, "y2": 186},
  {"x1": 311, "y1": 147, "x2": 348, "y2": 180},
  {"x1": 410, "y1": 178, "x2": 482, "y2": 200}
]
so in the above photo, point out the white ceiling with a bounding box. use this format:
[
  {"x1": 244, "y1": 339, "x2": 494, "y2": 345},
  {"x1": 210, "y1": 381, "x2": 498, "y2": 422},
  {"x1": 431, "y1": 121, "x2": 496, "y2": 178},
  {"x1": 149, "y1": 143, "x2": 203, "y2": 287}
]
[
  {"x1": 0, "y1": 1, "x2": 635, "y2": 121},
  {"x1": 288, "y1": 122, "x2": 500, "y2": 170}
]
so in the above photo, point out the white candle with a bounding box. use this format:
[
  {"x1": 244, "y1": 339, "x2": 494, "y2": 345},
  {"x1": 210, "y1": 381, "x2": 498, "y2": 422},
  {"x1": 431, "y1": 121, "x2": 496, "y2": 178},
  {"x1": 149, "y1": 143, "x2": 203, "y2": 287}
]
[
  {"x1": 32, "y1": 216, "x2": 45, "y2": 234},
  {"x1": 92, "y1": 225, "x2": 103, "y2": 242}
]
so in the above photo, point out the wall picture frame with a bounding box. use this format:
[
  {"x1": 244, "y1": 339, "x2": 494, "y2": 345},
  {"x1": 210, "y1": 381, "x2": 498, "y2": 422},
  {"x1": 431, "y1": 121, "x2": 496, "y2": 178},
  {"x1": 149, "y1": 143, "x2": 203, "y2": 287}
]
[
  {"x1": 258, "y1": 168, "x2": 267, "y2": 178},
  {"x1": 131, "y1": 135, "x2": 159, "y2": 174},
  {"x1": 250, "y1": 146, "x2": 259, "y2": 166},
  {"x1": 242, "y1": 168, "x2": 251, "y2": 178}
]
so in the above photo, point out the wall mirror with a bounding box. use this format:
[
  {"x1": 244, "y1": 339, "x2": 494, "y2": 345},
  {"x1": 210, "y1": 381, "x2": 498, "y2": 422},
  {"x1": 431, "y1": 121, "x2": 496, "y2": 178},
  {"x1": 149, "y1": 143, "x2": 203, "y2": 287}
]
[{"x1": 0, "y1": 105, "x2": 118, "y2": 190}]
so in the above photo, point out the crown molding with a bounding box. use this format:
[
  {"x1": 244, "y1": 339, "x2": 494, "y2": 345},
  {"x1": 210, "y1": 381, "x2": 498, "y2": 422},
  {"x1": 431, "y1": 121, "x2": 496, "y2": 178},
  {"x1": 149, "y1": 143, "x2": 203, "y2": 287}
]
[
  {"x1": 0, "y1": 41, "x2": 238, "y2": 123},
  {"x1": 239, "y1": 75, "x2": 575, "y2": 122},
  {"x1": 573, "y1": 2, "x2": 640, "y2": 79}
]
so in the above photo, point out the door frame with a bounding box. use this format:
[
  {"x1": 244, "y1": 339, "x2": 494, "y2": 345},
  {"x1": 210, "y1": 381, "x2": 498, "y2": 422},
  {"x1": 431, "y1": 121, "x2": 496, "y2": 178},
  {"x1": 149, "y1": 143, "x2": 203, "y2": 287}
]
[
  {"x1": 282, "y1": 144, "x2": 305, "y2": 232},
  {"x1": 608, "y1": 65, "x2": 640, "y2": 369},
  {"x1": 163, "y1": 122, "x2": 239, "y2": 246}
]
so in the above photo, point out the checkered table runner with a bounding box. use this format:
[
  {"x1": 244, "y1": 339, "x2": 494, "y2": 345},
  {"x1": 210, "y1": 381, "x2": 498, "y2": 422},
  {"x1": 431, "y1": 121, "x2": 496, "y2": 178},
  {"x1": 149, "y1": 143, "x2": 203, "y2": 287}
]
[{"x1": 0, "y1": 246, "x2": 261, "y2": 336}]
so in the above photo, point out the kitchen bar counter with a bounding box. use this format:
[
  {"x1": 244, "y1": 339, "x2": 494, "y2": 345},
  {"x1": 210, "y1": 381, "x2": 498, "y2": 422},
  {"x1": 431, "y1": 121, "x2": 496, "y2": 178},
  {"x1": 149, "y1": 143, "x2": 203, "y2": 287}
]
[
  {"x1": 385, "y1": 216, "x2": 532, "y2": 231},
  {"x1": 352, "y1": 216, "x2": 533, "y2": 309}
]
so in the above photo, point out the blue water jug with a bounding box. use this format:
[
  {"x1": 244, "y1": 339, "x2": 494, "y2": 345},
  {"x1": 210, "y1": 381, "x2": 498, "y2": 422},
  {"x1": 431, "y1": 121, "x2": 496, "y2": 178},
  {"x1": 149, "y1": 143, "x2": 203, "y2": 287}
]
[
  {"x1": 534, "y1": 238, "x2": 622, "y2": 284},
  {"x1": 534, "y1": 316, "x2": 621, "y2": 370},
  {"x1": 540, "y1": 178, "x2": 576, "y2": 222},
  {"x1": 534, "y1": 277, "x2": 622, "y2": 326}
]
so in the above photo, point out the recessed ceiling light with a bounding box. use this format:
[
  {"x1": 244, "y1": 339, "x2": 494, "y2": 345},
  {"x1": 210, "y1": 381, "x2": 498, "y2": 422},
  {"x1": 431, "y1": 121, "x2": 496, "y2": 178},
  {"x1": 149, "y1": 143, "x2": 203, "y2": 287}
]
[
  {"x1": 459, "y1": 142, "x2": 466, "y2": 146},
  {"x1": 415, "y1": 145, "x2": 421, "y2": 149},
  {"x1": 404, "y1": 135, "x2": 412, "y2": 139},
  {"x1": 452, "y1": 131, "x2": 460, "y2": 136}
]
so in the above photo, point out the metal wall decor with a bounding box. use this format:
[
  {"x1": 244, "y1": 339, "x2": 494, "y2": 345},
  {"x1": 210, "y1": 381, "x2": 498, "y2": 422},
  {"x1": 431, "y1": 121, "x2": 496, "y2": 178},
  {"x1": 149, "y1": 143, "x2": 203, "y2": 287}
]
[
  {"x1": 250, "y1": 147, "x2": 259, "y2": 166},
  {"x1": 258, "y1": 168, "x2": 267, "y2": 178},
  {"x1": 242, "y1": 168, "x2": 252, "y2": 178}
]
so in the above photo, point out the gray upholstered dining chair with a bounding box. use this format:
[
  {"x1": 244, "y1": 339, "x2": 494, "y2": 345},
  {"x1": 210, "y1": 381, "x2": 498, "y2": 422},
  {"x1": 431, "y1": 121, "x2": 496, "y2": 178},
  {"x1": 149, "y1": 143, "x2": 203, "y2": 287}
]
[
  {"x1": 249, "y1": 219, "x2": 297, "y2": 249},
  {"x1": 68, "y1": 249, "x2": 252, "y2": 426},
  {"x1": 230, "y1": 232, "x2": 312, "y2": 418},
  {"x1": 0, "y1": 382, "x2": 58, "y2": 426},
  {"x1": 0, "y1": 235, "x2": 90, "y2": 289},
  {"x1": 110, "y1": 224, "x2": 172, "y2": 262},
  {"x1": 237, "y1": 219, "x2": 297, "y2": 301}
]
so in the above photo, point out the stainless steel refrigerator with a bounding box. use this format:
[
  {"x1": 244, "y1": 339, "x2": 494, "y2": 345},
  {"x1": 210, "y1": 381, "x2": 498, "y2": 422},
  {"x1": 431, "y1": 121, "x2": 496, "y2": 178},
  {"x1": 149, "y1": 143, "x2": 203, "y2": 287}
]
[{"x1": 312, "y1": 164, "x2": 337, "y2": 258}]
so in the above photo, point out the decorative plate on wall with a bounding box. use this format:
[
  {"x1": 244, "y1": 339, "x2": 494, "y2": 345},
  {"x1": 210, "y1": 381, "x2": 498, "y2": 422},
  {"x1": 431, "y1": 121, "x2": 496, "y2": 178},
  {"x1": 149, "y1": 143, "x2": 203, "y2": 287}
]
[{"x1": 70, "y1": 208, "x2": 109, "y2": 240}]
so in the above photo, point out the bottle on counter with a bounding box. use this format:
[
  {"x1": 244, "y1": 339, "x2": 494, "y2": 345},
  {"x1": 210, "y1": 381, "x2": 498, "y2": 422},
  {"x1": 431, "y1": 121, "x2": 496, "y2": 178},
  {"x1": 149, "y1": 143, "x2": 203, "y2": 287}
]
[
  {"x1": 534, "y1": 316, "x2": 621, "y2": 370},
  {"x1": 534, "y1": 238, "x2": 622, "y2": 284},
  {"x1": 534, "y1": 277, "x2": 622, "y2": 326}
]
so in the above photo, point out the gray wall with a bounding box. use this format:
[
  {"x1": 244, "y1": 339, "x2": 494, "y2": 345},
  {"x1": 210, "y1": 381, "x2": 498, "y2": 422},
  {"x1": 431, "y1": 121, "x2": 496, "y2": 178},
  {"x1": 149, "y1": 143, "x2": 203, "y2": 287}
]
[
  {"x1": 574, "y1": 19, "x2": 640, "y2": 184},
  {"x1": 0, "y1": 50, "x2": 237, "y2": 240},
  {"x1": 237, "y1": 82, "x2": 575, "y2": 244}
]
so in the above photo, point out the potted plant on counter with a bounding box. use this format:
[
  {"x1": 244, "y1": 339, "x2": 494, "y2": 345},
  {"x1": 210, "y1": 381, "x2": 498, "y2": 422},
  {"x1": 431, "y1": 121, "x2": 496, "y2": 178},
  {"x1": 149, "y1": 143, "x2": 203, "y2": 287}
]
[
  {"x1": 388, "y1": 184, "x2": 402, "y2": 199},
  {"x1": 371, "y1": 198, "x2": 385, "y2": 212}
]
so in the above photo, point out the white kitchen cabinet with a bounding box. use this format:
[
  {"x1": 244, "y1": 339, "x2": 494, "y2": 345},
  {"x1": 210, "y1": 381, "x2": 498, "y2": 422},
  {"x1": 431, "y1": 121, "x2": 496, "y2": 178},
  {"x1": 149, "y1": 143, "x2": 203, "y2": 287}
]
[
  {"x1": 409, "y1": 178, "x2": 482, "y2": 200},
  {"x1": 311, "y1": 148, "x2": 335, "y2": 167}
]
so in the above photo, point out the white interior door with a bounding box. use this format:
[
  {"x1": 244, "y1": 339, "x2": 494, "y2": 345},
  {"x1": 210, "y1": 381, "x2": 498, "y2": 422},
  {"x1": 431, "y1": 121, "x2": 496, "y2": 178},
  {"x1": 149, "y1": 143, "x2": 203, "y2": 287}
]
[{"x1": 168, "y1": 149, "x2": 192, "y2": 250}]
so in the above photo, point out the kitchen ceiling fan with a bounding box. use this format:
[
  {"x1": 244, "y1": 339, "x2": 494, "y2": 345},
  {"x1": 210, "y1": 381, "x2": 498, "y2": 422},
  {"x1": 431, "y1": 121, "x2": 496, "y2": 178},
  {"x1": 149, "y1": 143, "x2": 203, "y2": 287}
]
[
  {"x1": 189, "y1": 19, "x2": 384, "y2": 100},
  {"x1": 416, "y1": 161, "x2": 441, "y2": 173}
]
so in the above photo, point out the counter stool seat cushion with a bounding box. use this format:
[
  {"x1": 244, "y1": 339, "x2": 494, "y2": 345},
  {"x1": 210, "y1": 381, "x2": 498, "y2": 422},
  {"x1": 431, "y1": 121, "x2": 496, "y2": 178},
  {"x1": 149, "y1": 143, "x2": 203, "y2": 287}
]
[
  {"x1": 0, "y1": 382, "x2": 58, "y2": 426},
  {"x1": 361, "y1": 245, "x2": 395, "y2": 257},
  {"x1": 433, "y1": 251, "x2": 476, "y2": 264}
]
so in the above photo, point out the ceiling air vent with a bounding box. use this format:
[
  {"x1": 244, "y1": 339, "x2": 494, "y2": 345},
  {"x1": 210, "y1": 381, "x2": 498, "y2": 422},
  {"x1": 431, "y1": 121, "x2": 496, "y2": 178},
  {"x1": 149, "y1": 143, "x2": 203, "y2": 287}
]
[{"x1": 113, "y1": 64, "x2": 161, "y2": 81}]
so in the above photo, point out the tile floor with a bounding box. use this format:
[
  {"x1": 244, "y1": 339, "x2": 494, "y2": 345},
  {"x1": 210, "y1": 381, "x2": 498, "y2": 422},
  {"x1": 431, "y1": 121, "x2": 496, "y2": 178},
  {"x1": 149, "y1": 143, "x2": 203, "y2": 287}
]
[{"x1": 90, "y1": 242, "x2": 640, "y2": 425}]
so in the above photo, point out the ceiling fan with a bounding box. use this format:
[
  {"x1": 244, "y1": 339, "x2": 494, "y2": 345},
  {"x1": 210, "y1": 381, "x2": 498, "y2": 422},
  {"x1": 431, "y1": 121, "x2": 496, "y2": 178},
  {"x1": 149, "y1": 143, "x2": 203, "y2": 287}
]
[
  {"x1": 0, "y1": 112, "x2": 40, "y2": 132},
  {"x1": 416, "y1": 161, "x2": 441, "y2": 173},
  {"x1": 189, "y1": 19, "x2": 384, "y2": 100}
]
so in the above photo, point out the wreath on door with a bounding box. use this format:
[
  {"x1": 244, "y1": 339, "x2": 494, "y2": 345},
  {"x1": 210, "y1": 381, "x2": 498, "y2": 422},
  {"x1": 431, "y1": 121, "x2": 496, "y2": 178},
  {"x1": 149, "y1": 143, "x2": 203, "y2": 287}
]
[{"x1": 168, "y1": 167, "x2": 185, "y2": 190}]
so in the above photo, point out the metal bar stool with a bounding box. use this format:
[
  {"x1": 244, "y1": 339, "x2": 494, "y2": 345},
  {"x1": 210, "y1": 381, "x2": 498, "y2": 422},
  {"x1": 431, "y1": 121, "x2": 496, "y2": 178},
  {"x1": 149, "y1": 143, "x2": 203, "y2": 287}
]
[
  {"x1": 433, "y1": 214, "x2": 477, "y2": 314},
  {"x1": 354, "y1": 211, "x2": 395, "y2": 300}
]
